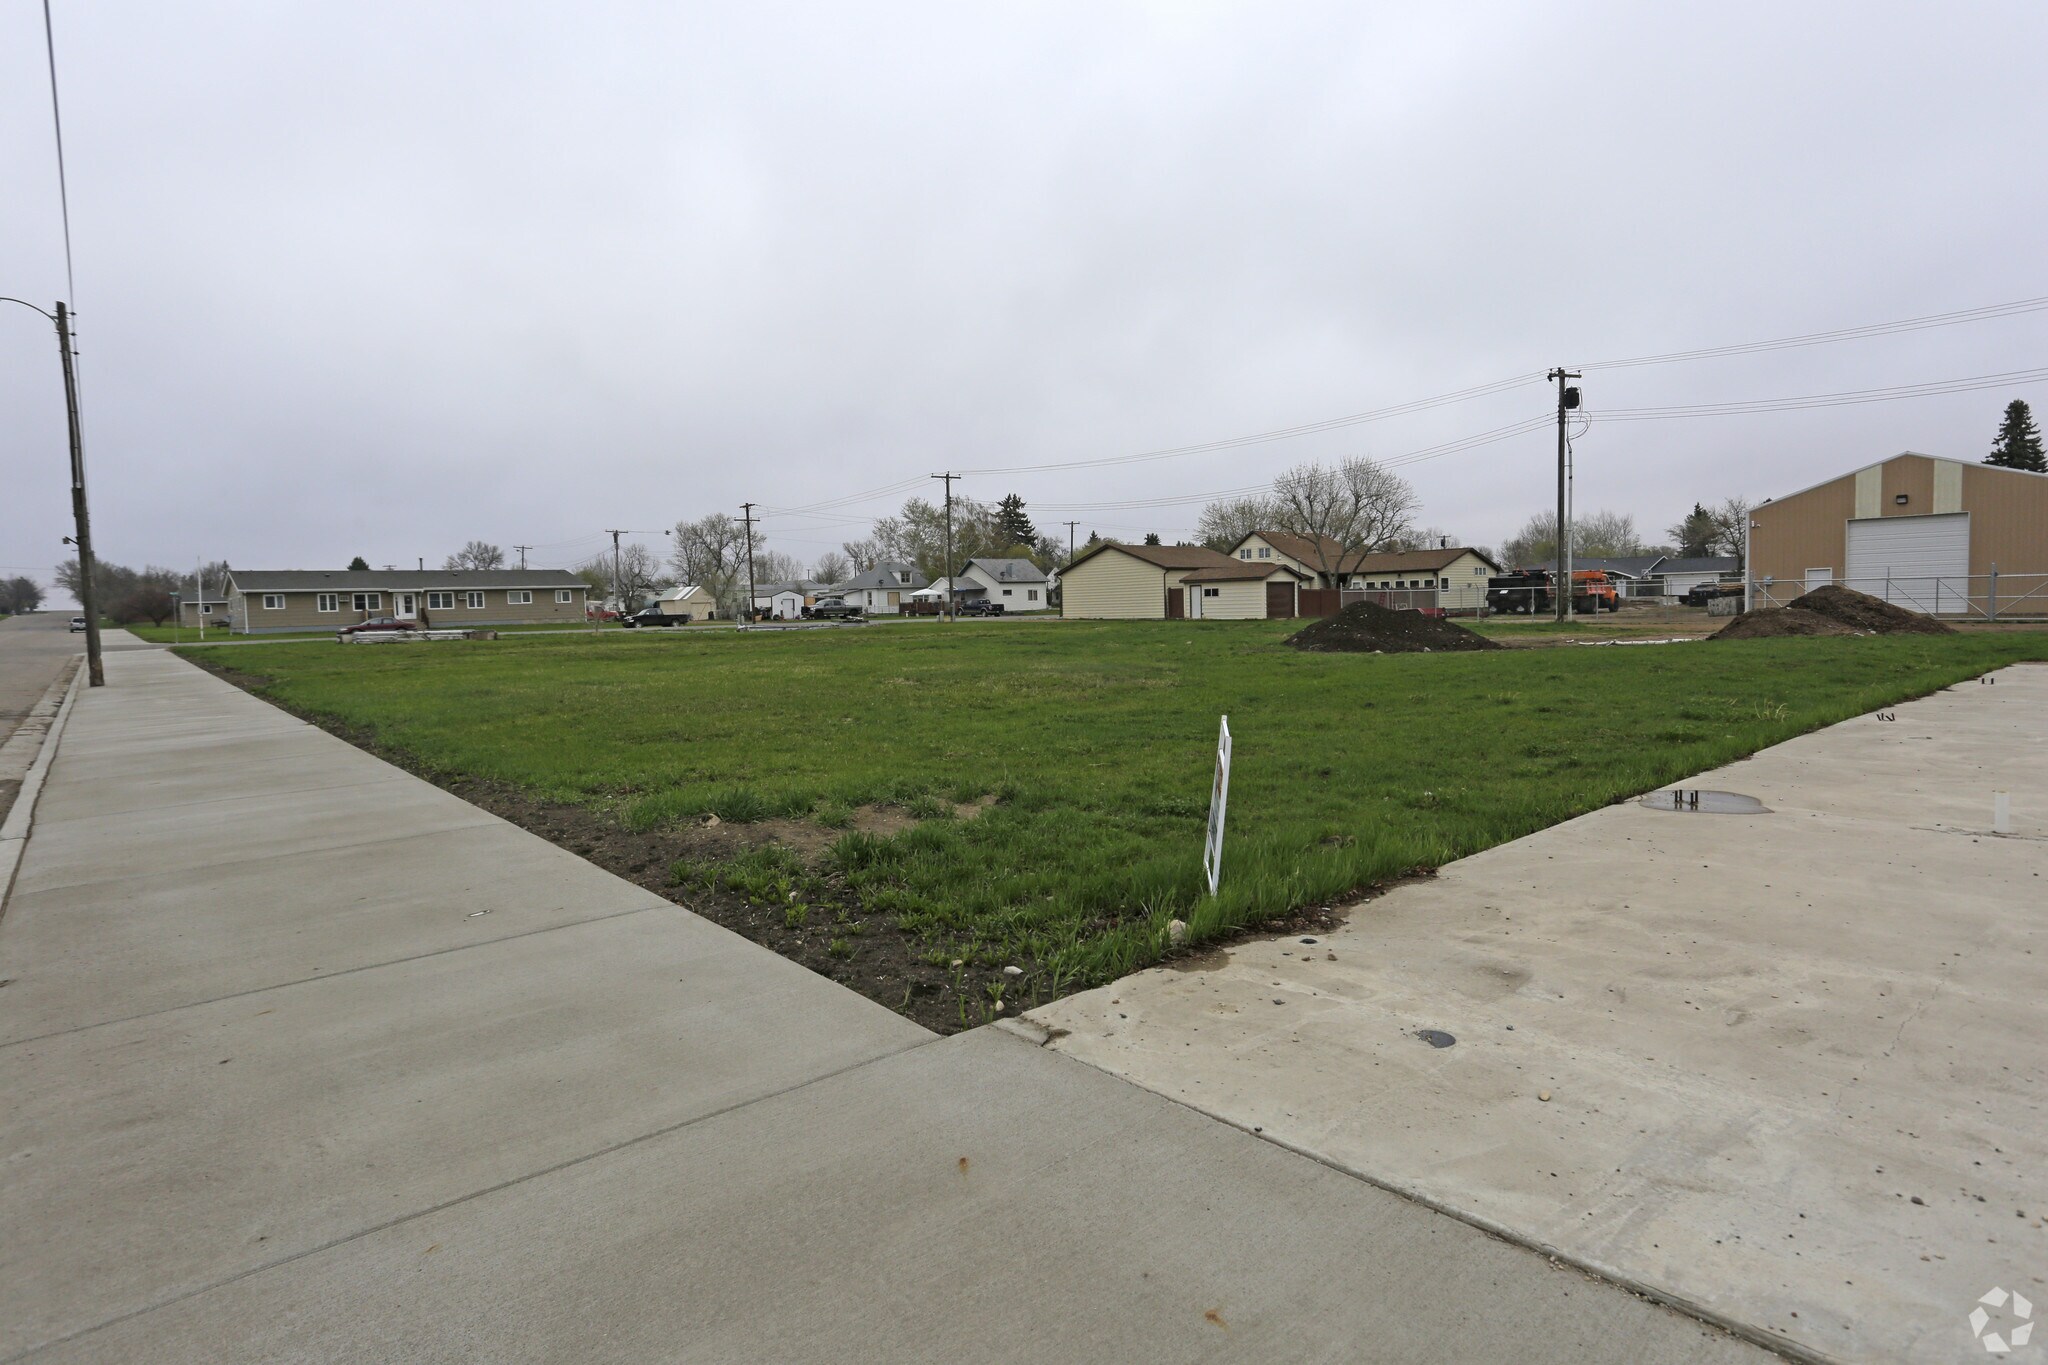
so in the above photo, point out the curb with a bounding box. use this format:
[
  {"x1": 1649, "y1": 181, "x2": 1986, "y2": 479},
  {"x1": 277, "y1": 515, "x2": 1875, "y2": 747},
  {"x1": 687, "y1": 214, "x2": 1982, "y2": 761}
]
[{"x1": 0, "y1": 662, "x2": 85, "y2": 914}]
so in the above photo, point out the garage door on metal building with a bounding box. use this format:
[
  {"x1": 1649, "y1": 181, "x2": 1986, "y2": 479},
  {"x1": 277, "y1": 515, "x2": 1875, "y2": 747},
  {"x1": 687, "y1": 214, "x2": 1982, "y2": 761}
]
[{"x1": 1844, "y1": 513, "x2": 1969, "y2": 614}]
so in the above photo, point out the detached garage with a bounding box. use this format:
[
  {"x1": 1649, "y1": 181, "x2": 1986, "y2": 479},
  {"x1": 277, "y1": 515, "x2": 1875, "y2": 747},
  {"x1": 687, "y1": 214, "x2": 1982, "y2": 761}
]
[
  {"x1": 1750, "y1": 452, "x2": 2048, "y2": 616},
  {"x1": 1059, "y1": 542, "x2": 1243, "y2": 619},
  {"x1": 1178, "y1": 563, "x2": 1309, "y2": 618}
]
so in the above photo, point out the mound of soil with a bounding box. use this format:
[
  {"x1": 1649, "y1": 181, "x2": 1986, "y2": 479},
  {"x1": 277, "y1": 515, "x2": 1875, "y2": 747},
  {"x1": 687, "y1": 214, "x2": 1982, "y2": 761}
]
[
  {"x1": 1286, "y1": 601, "x2": 1501, "y2": 653},
  {"x1": 1711, "y1": 609, "x2": 1860, "y2": 640},
  {"x1": 1790, "y1": 583, "x2": 1955, "y2": 635}
]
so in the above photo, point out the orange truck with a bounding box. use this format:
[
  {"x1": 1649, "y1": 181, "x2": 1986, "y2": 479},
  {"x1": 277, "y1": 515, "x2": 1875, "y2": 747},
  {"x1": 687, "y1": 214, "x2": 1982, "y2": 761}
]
[{"x1": 1571, "y1": 570, "x2": 1620, "y2": 612}]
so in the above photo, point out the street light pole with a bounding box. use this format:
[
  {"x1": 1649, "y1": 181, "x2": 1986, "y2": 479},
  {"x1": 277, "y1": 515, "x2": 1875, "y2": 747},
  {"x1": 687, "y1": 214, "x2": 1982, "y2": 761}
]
[{"x1": 4, "y1": 297, "x2": 103, "y2": 686}]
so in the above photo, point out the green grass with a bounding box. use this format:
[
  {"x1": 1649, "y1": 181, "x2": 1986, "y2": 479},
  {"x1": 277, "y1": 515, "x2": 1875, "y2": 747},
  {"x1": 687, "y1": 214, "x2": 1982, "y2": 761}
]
[{"x1": 178, "y1": 620, "x2": 2047, "y2": 991}]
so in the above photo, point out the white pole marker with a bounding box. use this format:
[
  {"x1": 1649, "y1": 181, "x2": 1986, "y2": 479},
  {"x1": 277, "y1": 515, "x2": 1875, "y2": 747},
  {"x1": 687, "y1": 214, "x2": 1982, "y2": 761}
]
[{"x1": 1204, "y1": 715, "x2": 1232, "y2": 896}]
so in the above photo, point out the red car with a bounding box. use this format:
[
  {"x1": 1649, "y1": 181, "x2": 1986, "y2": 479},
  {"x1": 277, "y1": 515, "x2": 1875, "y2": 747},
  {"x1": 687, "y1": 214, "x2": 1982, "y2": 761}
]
[{"x1": 339, "y1": 616, "x2": 420, "y2": 635}]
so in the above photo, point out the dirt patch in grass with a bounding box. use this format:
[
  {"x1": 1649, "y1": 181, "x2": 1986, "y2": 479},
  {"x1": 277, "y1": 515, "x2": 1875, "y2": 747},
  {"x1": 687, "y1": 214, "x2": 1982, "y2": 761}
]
[
  {"x1": 185, "y1": 652, "x2": 1367, "y2": 1034},
  {"x1": 1286, "y1": 601, "x2": 1502, "y2": 654},
  {"x1": 1710, "y1": 609, "x2": 1860, "y2": 640}
]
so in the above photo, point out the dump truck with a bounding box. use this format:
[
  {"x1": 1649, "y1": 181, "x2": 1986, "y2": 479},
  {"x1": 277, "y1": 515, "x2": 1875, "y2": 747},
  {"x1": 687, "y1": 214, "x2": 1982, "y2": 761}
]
[{"x1": 1485, "y1": 568, "x2": 1620, "y2": 614}]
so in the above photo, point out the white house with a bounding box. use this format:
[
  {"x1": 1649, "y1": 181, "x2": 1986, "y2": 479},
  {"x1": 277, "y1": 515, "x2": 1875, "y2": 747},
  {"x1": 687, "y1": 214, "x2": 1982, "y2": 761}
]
[
  {"x1": 752, "y1": 580, "x2": 830, "y2": 618},
  {"x1": 834, "y1": 562, "x2": 927, "y2": 614},
  {"x1": 957, "y1": 557, "x2": 1048, "y2": 611}
]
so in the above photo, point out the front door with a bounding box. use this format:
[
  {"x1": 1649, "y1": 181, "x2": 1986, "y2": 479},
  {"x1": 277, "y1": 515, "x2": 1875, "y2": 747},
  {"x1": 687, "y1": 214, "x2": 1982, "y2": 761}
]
[
  {"x1": 1165, "y1": 585, "x2": 1184, "y2": 619},
  {"x1": 394, "y1": 592, "x2": 418, "y2": 620}
]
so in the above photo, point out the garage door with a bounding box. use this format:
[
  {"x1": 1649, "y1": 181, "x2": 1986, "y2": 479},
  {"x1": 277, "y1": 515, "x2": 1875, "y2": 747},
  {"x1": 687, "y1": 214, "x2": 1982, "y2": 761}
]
[{"x1": 1844, "y1": 513, "x2": 1969, "y2": 614}]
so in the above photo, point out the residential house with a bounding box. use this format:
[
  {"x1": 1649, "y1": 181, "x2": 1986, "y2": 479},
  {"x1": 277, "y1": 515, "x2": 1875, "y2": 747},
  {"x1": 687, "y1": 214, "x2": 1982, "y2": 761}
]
[
  {"x1": 177, "y1": 595, "x2": 232, "y2": 628},
  {"x1": 752, "y1": 580, "x2": 831, "y2": 618},
  {"x1": 956, "y1": 557, "x2": 1049, "y2": 611},
  {"x1": 1227, "y1": 532, "x2": 1500, "y2": 612},
  {"x1": 223, "y1": 569, "x2": 588, "y2": 634},
  {"x1": 833, "y1": 562, "x2": 927, "y2": 615},
  {"x1": 1058, "y1": 542, "x2": 1243, "y2": 619}
]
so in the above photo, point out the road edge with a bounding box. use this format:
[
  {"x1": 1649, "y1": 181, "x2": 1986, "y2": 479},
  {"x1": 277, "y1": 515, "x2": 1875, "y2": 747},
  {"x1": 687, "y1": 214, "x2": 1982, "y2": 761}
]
[{"x1": 0, "y1": 661, "x2": 86, "y2": 915}]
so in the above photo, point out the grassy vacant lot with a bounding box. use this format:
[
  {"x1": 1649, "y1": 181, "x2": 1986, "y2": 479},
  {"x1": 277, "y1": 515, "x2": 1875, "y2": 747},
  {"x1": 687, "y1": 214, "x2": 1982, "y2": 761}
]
[
  {"x1": 186, "y1": 622, "x2": 2046, "y2": 1014},
  {"x1": 125, "y1": 621, "x2": 627, "y2": 644}
]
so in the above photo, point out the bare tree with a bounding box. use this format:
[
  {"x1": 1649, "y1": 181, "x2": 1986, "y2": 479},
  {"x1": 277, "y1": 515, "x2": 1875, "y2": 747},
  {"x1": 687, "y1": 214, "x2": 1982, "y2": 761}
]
[
  {"x1": 672, "y1": 514, "x2": 753, "y2": 615},
  {"x1": 1708, "y1": 497, "x2": 1754, "y2": 565},
  {"x1": 752, "y1": 549, "x2": 804, "y2": 586},
  {"x1": 811, "y1": 550, "x2": 850, "y2": 585},
  {"x1": 1269, "y1": 457, "x2": 1418, "y2": 585},
  {"x1": 841, "y1": 537, "x2": 882, "y2": 573},
  {"x1": 1195, "y1": 495, "x2": 1276, "y2": 552},
  {"x1": 1500, "y1": 509, "x2": 1646, "y2": 567},
  {"x1": 444, "y1": 540, "x2": 506, "y2": 571},
  {"x1": 870, "y1": 495, "x2": 1003, "y2": 582}
]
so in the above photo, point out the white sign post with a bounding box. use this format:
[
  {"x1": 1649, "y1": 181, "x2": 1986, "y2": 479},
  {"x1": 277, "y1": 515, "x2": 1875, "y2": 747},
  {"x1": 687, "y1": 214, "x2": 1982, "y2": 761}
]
[{"x1": 1203, "y1": 715, "x2": 1232, "y2": 896}]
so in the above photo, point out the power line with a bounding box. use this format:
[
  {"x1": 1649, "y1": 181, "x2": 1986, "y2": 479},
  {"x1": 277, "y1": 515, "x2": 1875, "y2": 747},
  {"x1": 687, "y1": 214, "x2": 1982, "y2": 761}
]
[
  {"x1": 1589, "y1": 364, "x2": 2048, "y2": 420},
  {"x1": 1578, "y1": 295, "x2": 2048, "y2": 371},
  {"x1": 40, "y1": 0, "x2": 77, "y2": 303}
]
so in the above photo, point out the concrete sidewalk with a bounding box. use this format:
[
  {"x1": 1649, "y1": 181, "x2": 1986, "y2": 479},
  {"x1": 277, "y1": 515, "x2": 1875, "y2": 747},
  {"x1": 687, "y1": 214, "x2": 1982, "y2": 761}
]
[
  {"x1": 1032, "y1": 665, "x2": 2048, "y2": 1364},
  {"x1": 0, "y1": 650, "x2": 1771, "y2": 1363}
]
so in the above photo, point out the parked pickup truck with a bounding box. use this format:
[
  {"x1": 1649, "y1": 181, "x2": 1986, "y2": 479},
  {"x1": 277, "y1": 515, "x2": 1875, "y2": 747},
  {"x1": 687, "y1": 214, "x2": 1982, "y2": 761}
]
[
  {"x1": 804, "y1": 597, "x2": 863, "y2": 620},
  {"x1": 958, "y1": 599, "x2": 1004, "y2": 616},
  {"x1": 1682, "y1": 580, "x2": 1744, "y2": 607},
  {"x1": 621, "y1": 605, "x2": 693, "y2": 628}
]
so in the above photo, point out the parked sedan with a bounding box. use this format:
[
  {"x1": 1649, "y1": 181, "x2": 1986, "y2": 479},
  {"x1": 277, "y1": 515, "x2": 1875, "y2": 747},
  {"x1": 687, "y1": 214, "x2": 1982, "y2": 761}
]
[
  {"x1": 338, "y1": 616, "x2": 419, "y2": 635},
  {"x1": 69, "y1": 616, "x2": 87, "y2": 632}
]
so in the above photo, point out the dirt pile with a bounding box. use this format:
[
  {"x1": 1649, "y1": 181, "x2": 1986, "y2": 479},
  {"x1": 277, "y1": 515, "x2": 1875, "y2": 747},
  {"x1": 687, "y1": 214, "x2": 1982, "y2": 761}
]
[
  {"x1": 1286, "y1": 601, "x2": 1501, "y2": 653},
  {"x1": 1789, "y1": 583, "x2": 1955, "y2": 635},
  {"x1": 1710, "y1": 584, "x2": 1958, "y2": 640},
  {"x1": 1711, "y1": 609, "x2": 1860, "y2": 640}
]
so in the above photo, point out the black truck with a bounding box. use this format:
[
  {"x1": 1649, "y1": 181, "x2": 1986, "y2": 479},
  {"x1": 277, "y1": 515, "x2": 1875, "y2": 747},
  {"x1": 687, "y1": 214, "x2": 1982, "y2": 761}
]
[
  {"x1": 1486, "y1": 570, "x2": 1553, "y2": 614},
  {"x1": 621, "y1": 604, "x2": 693, "y2": 628}
]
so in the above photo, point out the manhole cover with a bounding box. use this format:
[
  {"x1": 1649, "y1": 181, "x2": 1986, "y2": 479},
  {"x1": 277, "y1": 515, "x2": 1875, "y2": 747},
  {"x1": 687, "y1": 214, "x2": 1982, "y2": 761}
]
[
  {"x1": 1639, "y1": 789, "x2": 1771, "y2": 814},
  {"x1": 1416, "y1": 1029, "x2": 1456, "y2": 1048}
]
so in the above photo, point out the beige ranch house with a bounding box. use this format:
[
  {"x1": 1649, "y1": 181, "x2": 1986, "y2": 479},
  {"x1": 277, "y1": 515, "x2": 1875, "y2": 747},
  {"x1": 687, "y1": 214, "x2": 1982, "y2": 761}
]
[
  {"x1": 224, "y1": 569, "x2": 589, "y2": 634},
  {"x1": 1228, "y1": 531, "x2": 1500, "y2": 612}
]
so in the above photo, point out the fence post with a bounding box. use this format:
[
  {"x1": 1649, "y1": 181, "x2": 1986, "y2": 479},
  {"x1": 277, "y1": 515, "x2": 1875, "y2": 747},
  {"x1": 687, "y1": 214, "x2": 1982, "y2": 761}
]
[{"x1": 1989, "y1": 564, "x2": 1998, "y2": 621}]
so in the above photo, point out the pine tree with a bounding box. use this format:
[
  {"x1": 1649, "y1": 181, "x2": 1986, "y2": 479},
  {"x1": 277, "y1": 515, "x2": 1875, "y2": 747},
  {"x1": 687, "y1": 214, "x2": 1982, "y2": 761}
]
[
  {"x1": 995, "y1": 494, "x2": 1037, "y2": 546},
  {"x1": 1986, "y1": 399, "x2": 2046, "y2": 472},
  {"x1": 348, "y1": 555, "x2": 370, "y2": 571},
  {"x1": 1143, "y1": 532, "x2": 1161, "y2": 545}
]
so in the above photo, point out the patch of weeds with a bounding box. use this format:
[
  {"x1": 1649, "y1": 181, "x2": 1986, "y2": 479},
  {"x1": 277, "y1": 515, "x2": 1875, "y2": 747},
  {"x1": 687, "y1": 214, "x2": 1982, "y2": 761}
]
[
  {"x1": 906, "y1": 793, "x2": 953, "y2": 820},
  {"x1": 813, "y1": 800, "x2": 853, "y2": 829},
  {"x1": 827, "y1": 937, "x2": 854, "y2": 959}
]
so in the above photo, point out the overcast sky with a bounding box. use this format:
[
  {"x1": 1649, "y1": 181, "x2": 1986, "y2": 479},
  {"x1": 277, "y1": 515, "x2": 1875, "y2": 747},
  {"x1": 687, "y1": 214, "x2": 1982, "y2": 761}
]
[{"x1": 5, "y1": 0, "x2": 2045, "y2": 598}]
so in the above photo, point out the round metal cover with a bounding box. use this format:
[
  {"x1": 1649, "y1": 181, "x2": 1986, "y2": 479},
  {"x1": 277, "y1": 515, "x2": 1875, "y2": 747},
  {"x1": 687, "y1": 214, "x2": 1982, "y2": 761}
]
[
  {"x1": 1639, "y1": 789, "x2": 1771, "y2": 814},
  {"x1": 1416, "y1": 1029, "x2": 1456, "y2": 1048}
]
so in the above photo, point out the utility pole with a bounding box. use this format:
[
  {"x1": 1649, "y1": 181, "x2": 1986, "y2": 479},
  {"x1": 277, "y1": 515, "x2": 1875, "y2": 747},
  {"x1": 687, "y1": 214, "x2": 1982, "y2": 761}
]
[
  {"x1": 513, "y1": 544, "x2": 531, "y2": 569},
  {"x1": 739, "y1": 503, "x2": 758, "y2": 626},
  {"x1": 1064, "y1": 520, "x2": 1079, "y2": 563},
  {"x1": 54, "y1": 304, "x2": 103, "y2": 686},
  {"x1": 1546, "y1": 368, "x2": 1581, "y2": 622},
  {"x1": 931, "y1": 472, "x2": 957, "y2": 620},
  {"x1": 605, "y1": 529, "x2": 625, "y2": 617}
]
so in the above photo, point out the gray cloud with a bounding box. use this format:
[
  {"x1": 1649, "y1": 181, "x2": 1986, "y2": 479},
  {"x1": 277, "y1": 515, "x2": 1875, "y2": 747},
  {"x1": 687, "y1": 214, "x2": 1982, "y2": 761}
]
[{"x1": 5, "y1": 0, "x2": 2044, "y2": 593}]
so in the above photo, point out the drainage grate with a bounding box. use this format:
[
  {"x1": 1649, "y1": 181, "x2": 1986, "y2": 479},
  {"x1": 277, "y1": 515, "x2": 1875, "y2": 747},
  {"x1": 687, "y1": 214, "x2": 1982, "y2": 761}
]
[{"x1": 1639, "y1": 789, "x2": 1771, "y2": 814}]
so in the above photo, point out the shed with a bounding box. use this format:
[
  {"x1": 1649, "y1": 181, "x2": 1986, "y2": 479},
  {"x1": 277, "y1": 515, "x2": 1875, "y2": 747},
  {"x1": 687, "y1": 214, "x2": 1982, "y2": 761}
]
[{"x1": 1058, "y1": 542, "x2": 1240, "y2": 619}]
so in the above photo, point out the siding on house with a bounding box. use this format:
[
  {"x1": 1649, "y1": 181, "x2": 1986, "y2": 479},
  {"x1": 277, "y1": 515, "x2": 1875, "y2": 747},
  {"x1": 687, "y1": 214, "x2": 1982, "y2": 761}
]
[
  {"x1": 1186, "y1": 577, "x2": 1275, "y2": 619},
  {"x1": 1059, "y1": 545, "x2": 1219, "y2": 618},
  {"x1": 225, "y1": 570, "x2": 587, "y2": 633}
]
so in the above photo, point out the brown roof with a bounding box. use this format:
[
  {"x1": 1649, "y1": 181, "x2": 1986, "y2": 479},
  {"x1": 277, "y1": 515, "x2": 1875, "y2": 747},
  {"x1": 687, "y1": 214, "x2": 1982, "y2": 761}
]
[
  {"x1": 1179, "y1": 562, "x2": 1310, "y2": 584},
  {"x1": 1063, "y1": 541, "x2": 1238, "y2": 573},
  {"x1": 1243, "y1": 531, "x2": 1496, "y2": 575}
]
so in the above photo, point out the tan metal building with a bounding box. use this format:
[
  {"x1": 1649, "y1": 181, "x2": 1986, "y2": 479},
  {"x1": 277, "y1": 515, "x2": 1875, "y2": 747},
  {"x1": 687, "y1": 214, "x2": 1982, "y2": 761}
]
[{"x1": 1749, "y1": 452, "x2": 2048, "y2": 616}]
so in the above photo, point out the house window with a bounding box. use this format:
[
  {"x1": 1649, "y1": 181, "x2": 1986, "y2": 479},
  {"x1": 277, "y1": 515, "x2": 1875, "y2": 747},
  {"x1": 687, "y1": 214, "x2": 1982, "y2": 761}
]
[
  {"x1": 1258, "y1": 547, "x2": 1271, "y2": 559},
  {"x1": 1028, "y1": 589, "x2": 1038, "y2": 601},
  {"x1": 262, "y1": 594, "x2": 286, "y2": 610},
  {"x1": 1239, "y1": 549, "x2": 1251, "y2": 560},
  {"x1": 1204, "y1": 588, "x2": 1220, "y2": 597},
  {"x1": 352, "y1": 593, "x2": 381, "y2": 611},
  {"x1": 466, "y1": 592, "x2": 486, "y2": 609},
  {"x1": 896, "y1": 571, "x2": 909, "y2": 584},
  {"x1": 556, "y1": 589, "x2": 573, "y2": 603},
  {"x1": 315, "y1": 593, "x2": 339, "y2": 613},
  {"x1": 1439, "y1": 577, "x2": 1450, "y2": 589},
  {"x1": 426, "y1": 592, "x2": 456, "y2": 610},
  {"x1": 1002, "y1": 588, "x2": 1012, "y2": 596},
  {"x1": 507, "y1": 590, "x2": 533, "y2": 605}
]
